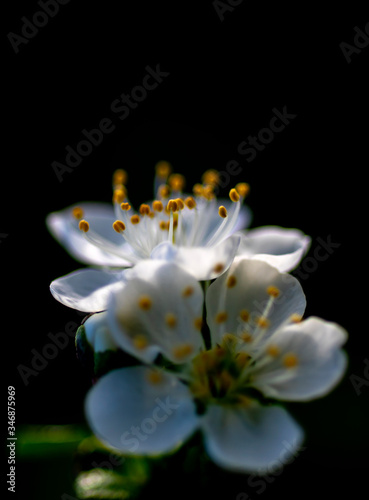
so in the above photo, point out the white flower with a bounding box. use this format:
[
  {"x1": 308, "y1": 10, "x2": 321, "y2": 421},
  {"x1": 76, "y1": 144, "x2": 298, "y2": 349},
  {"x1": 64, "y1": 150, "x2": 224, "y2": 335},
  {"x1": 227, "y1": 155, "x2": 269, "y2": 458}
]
[
  {"x1": 47, "y1": 166, "x2": 310, "y2": 312},
  {"x1": 84, "y1": 259, "x2": 347, "y2": 473}
]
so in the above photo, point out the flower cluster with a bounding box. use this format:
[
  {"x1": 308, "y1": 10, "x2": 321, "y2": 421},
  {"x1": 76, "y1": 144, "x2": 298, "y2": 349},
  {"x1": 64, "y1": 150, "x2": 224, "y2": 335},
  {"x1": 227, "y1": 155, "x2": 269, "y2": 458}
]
[{"x1": 47, "y1": 163, "x2": 347, "y2": 474}]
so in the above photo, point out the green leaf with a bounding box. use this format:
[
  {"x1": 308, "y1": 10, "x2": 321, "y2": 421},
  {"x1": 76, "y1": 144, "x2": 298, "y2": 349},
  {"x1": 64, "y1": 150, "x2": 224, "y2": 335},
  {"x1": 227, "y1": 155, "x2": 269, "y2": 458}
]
[{"x1": 17, "y1": 424, "x2": 90, "y2": 458}]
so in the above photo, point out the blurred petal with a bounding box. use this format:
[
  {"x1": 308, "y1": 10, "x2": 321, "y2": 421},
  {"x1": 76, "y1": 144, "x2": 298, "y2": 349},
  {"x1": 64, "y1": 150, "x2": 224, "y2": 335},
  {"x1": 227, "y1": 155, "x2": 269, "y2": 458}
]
[
  {"x1": 206, "y1": 259, "x2": 306, "y2": 347},
  {"x1": 202, "y1": 404, "x2": 303, "y2": 473},
  {"x1": 237, "y1": 226, "x2": 311, "y2": 271},
  {"x1": 84, "y1": 312, "x2": 118, "y2": 352},
  {"x1": 85, "y1": 366, "x2": 199, "y2": 454},
  {"x1": 150, "y1": 234, "x2": 241, "y2": 281},
  {"x1": 46, "y1": 202, "x2": 132, "y2": 266},
  {"x1": 252, "y1": 317, "x2": 348, "y2": 401},
  {"x1": 50, "y1": 268, "x2": 126, "y2": 312},
  {"x1": 232, "y1": 203, "x2": 253, "y2": 232},
  {"x1": 107, "y1": 260, "x2": 204, "y2": 364}
]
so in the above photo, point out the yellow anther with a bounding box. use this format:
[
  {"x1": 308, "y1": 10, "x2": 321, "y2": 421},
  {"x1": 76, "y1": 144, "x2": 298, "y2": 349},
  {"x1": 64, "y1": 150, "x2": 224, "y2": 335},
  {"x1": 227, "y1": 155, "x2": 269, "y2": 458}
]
[
  {"x1": 222, "y1": 333, "x2": 238, "y2": 346},
  {"x1": 165, "y1": 313, "x2": 177, "y2": 328},
  {"x1": 255, "y1": 316, "x2": 270, "y2": 328},
  {"x1": 72, "y1": 207, "x2": 84, "y2": 220},
  {"x1": 218, "y1": 206, "x2": 228, "y2": 218},
  {"x1": 138, "y1": 295, "x2": 152, "y2": 311},
  {"x1": 235, "y1": 182, "x2": 250, "y2": 198},
  {"x1": 130, "y1": 215, "x2": 140, "y2": 225},
  {"x1": 192, "y1": 183, "x2": 204, "y2": 196},
  {"x1": 113, "y1": 169, "x2": 128, "y2": 186},
  {"x1": 194, "y1": 317, "x2": 203, "y2": 331},
  {"x1": 155, "y1": 160, "x2": 172, "y2": 178},
  {"x1": 158, "y1": 185, "x2": 171, "y2": 199},
  {"x1": 112, "y1": 220, "x2": 126, "y2": 233},
  {"x1": 120, "y1": 202, "x2": 131, "y2": 211},
  {"x1": 189, "y1": 381, "x2": 209, "y2": 398},
  {"x1": 182, "y1": 286, "x2": 194, "y2": 297},
  {"x1": 159, "y1": 221, "x2": 167, "y2": 231},
  {"x1": 139, "y1": 204, "x2": 150, "y2": 215},
  {"x1": 239, "y1": 309, "x2": 250, "y2": 322},
  {"x1": 203, "y1": 185, "x2": 215, "y2": 200},
  {"x1": 173, "y1": 343, "x2": 194, "y2": 360},
  {"x1": 213, "y1": 263, "x2": 225, "y2": 274},
  {"x1": 184, "y1": 196, "x2": 196, "y2": 209},
  {"x1": 112, "y1": 188, "x2": 126, "y2": 204},
  {"x1": 214, "y1": 345, "x2": 226, "y2": 359},
  {"x1": 267, "y1": 345, "x2": 280, "y2": 358},
  {"x1": 199, "y1": 350, "x2": 221, "y2": 372},
  {"x1": 283, "y1": 353, "x2": 299, "y2": 368},
  {"x1": 147, "y1": 370, "x2": 164, "y2": 385},
  {"x1": 229, "y1": 188, "x2": 240, "y2": 202},
  {"x1": 236, "y1": 352, "x2": 251, "y2": 369},
  {"x1": 236, "y1": 395, "x2": 253, "y2": 408},
  {"x1": 133, "y1": 335, "x2": 148, "y2": 350},
  {"x1": 240, "y1": 332, "x2": 253, "y2": 343},
  {"x1": 152, "y1": 200, "x2": 164, "y2": 212},
  {"x1": 227, "y1": 275, "x2": 237, "y2": 288},
  {"x1": 202, "y1": 169, "x2": 220, "y2": 186},
  {"x1": 168, "y1": 173, "x2": 185, "y2": 191},
  {"x1": 166, "y1": 199, "x2": 178, "y2": 212},
  {"x1": 219, "y1": 370, "x2": 234, "y2": 391},
  {"x1": 290, "y1": 313, "x2": 302, "y2": 323},
  {"x1": 78, "y1": 220, "x2": 89, "y2": 232},
  {"x1": 215, "y1": 312, "x2": 228, "y2": 324},
  {"x1": 267, "y1": 286, "x2": 280, "y2": 298},
  {"x1": 175, "y1": 198, "x2": 185, "y2": 210}
]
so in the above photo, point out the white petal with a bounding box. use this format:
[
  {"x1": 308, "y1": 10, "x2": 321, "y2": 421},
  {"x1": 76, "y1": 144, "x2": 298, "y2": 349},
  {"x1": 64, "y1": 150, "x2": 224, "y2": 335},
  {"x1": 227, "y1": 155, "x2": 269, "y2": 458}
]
[
  {"x1": 107, "y1": 261, "x2": 205, "y2": 364},
  {"x1": 84, "y1": 312, "x2": 118, "y2": 352},
  {"x1": 252, "y1": 317, "x2": 348, "y2": 401},
  {"x1": 85, "y1": 366, "x2": 199, "y2": 455},
  {"x1": 237, "y1": 226, "x2": 311, "y2": 271},
  {"x1": 150, "y1": 234, "x2": 241, "y2": 281},
  {"x1": 50, "y1": 268, "x2": 126, "y2": 312},
  {"x1": 192, "y1": 200, "x2": 251, "y2": 246},
  {"x1": 202, "y1": 404, "x2": 303, "y2": 473},
  {"x1": 46, "y1": 202, "x2": 132, "y2": 266},
  {"x1": 206, "y1": 259, "x2": 306, "y2": 347}
]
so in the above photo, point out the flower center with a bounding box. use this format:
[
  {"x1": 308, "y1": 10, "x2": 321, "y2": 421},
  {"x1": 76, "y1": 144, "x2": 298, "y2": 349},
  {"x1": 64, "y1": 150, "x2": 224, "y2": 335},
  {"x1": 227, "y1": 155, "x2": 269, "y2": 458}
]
[
  {"x1": 188, "y1": 345, "x2": 254, "y2": 408},
  {"x1": 74, "y1": 165, "x2": 250, "y2": 262}
]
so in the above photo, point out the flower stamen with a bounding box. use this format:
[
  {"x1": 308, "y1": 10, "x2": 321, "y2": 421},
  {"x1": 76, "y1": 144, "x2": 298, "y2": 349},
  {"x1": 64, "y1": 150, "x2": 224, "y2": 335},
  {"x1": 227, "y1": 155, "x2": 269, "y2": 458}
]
[
  {"x1": 218, "y1": 206, "x2": 228, "y2": 218},
  {"x1": 229, "y1": 188, "x2": 240, "y2": 203},
  {"x1": 133, "y1": 334, "x2": 148, "y2": 350},
  {"x1": 78, "y1": 220, "x2": 89, "y2": 232},
  {"x1": 138, "y1": 295, "x2": 152, "y2": 311},
  {"x1": 130, "y1": 215, "x2": 140, "y2": 225},
  {"x1": 112, "y1": 220, "x2": 126, "y2": 233},
  {"x1": 165, "y1": 313, "x2": 177, "y2": 329},
  {"x1": 173, "y1": 343, "x2": 194, "y2": 361},
  {"x1": 283, "y1": 353, "x2": 299, "y2": 368},
  {"x1": 72, "y1": 207, "x2": 84, "y2": 220}
]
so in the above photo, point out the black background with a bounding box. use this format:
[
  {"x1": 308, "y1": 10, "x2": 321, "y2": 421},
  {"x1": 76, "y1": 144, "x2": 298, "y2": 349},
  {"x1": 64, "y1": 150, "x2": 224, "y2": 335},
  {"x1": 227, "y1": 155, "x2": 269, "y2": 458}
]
[{"x1": 3, "y1": 1, "x2": 368, "y2": 499}]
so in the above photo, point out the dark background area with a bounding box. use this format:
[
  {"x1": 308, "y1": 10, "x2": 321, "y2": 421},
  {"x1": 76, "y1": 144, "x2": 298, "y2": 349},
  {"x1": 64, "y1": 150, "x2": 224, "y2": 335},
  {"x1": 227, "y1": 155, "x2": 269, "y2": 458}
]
[{"x1": 3, "y1": 2, "x2": 368, "y2": 499}]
